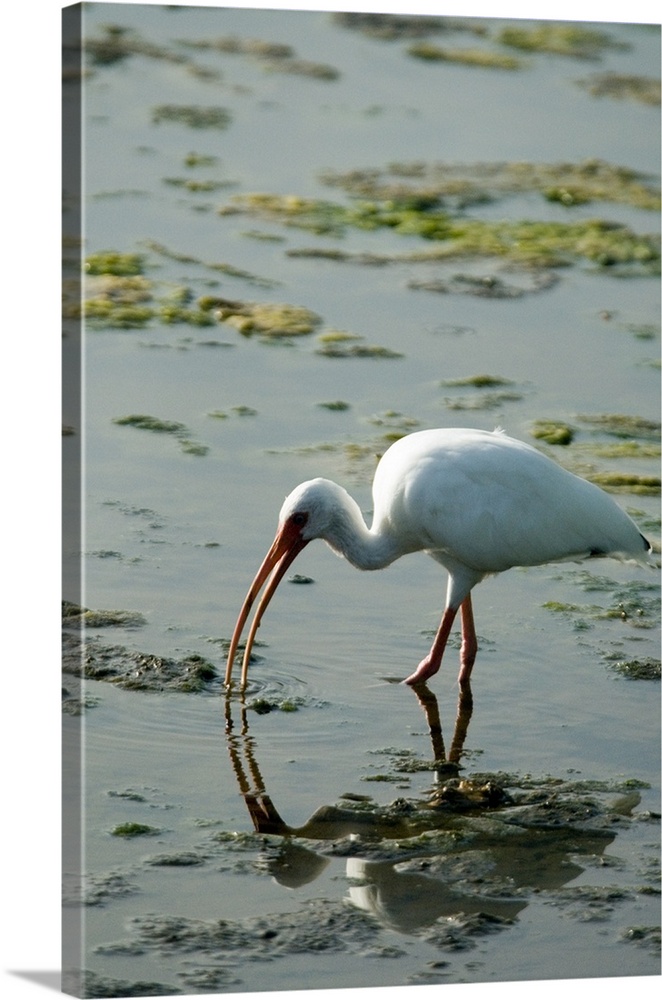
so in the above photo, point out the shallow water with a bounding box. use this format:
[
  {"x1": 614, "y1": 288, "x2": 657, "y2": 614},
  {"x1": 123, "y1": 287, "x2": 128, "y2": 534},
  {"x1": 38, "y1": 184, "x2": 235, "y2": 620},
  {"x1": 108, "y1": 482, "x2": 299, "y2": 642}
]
[{"x1": 64, "y1": 5, "x2": 660, "y2": 996}]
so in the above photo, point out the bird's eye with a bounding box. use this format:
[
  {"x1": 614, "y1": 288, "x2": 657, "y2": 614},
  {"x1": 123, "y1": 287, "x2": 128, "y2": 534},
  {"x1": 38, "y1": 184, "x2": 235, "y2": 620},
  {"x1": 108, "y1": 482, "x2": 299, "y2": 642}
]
[{"x1": 292, "y1": 512, "x2": 307, "y2": 527}]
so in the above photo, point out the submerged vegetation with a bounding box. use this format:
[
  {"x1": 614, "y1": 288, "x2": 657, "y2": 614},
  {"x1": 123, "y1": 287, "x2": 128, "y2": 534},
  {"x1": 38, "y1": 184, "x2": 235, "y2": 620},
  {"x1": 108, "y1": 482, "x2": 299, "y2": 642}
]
[
  {"x1": 333, "y1": 14, "x2": 657, "y2": 109},
  {"x1": 497, "y1": 23, "x2": 630, "y2": 59},
  {"x1": 151, "y1": 104, "x2": 232, "y2": 130},
  {"x1": 331, "y1": 11, "x2": 487, "y2": 40},
  {"x1": 221, "y1": 159, "x2": 660, "y2": 275},
  {"x1": 576, "y1": 413, "x2": 661, "y2": 440},
  {"x1": 224, "y1": 192, "x2": 659, "y2": 272},
  {"x1": 111, "y1": 823, "x2": 161, "y2": 838},
  {"x1": 85, "y1": 22, "x2": 340, "y2": 82},
  {"x1": 542, "y1": 572, "x2": 661, "y2": 653},
  {"x1": 180, "y1": 33, "x2": 340, "y2": 80},
  {"x1": 83, "y1": 251, "x2": 214, "y2": 329},
  {"x1": 408, "y1": 43, "x2": 522, "y2": 70},
  {"x1": 85, "y1": 251, "x2": 145, "y2": 277},
  {"x1": 531, "y1": 420, "x2": 575, "y2": 446},
  {"x1": 578, "y1": 73, "x2": 661, "y2": 106},
  {"x1": 200, "y1": 297, "x2": 322, "y2": 337},
  {"x1": 586, "y1": 472, "x2": 660, "y2": 496},
  {"x1": 319, "y1": 160, "x2": 660, "y2": 213},
  {"x1": 112, "y1": 415, "x2": 209, "y2": 457}
]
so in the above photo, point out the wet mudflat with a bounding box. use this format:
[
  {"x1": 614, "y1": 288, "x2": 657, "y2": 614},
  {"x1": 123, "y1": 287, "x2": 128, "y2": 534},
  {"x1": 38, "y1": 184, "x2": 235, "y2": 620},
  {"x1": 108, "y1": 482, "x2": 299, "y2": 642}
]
[{"x1": 63, "y1": 5, "x2": 660, "y2": 997}]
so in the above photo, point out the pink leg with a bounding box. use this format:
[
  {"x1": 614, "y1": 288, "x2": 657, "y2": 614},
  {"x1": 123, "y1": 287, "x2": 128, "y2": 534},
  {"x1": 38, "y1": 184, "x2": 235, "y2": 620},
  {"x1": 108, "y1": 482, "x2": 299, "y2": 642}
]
[
  {"x1": 404, "y1": 604, "x2": 458, "y2": 686},
  {"x1": 458, "y1": 595, "x2": 477, "y2": 687},
  {"x1": 404, "y1": 595, "x2": 478, "y2": 688}
]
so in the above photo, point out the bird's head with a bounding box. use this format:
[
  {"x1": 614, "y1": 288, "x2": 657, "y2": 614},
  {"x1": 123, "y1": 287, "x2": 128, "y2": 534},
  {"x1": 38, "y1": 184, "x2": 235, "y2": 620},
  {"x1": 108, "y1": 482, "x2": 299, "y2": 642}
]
[
  {"x1": 278, "y1": 478, "x2": 352, "y2": 542},
  {"x1": 224, "y1": 478, "x2": 354, "y2": 688}
]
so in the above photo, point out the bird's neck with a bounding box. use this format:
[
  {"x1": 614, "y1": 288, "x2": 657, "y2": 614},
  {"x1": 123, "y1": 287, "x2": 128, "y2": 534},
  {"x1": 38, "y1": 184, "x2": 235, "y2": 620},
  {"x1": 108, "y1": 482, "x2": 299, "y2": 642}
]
[{"x1": 325, "y1": 496, "x2": 402, "y2": 571}]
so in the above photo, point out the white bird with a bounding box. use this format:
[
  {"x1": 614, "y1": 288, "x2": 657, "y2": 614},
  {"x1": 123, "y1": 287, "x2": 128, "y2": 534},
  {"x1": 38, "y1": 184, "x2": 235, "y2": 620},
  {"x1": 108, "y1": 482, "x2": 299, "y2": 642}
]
[{"x1": 225, "y1": 427, "x2": 650, "y2": 690}]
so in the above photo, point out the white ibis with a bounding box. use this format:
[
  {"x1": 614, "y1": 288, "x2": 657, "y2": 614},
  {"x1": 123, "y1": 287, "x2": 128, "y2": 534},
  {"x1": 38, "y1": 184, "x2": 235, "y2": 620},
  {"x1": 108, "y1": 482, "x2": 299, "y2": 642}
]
[{"x1": 225, "y1": 427, "x2": 651, "y2": 689}]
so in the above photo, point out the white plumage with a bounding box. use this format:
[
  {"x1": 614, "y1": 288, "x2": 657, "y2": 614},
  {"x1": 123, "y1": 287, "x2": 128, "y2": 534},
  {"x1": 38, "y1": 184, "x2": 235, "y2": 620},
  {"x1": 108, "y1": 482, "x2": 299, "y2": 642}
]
[{"x1": 225, "y1": 427, "x2": 650, "y2": 689}]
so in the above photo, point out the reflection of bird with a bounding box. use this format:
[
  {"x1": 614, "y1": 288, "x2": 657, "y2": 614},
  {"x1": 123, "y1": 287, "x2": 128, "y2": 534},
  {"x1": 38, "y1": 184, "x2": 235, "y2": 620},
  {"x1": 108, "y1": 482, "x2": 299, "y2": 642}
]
[{"x1": 225, "y1": 427, "x2": 650, "y2": 689}]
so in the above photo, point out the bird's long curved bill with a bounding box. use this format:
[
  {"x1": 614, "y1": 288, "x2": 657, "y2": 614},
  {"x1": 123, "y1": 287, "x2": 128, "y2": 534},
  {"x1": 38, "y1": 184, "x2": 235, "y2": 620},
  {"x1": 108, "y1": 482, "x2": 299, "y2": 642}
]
[{"x1": 225, "y1": 523, "x2": 309, "y2": 689}]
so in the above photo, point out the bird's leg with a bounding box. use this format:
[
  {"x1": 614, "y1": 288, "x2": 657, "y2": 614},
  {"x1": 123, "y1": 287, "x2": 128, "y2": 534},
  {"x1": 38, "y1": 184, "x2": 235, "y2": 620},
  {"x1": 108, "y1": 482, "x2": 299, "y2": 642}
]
[
  {"x1": 458, "y1": 595, "x2": 478, "y2": 687},
  {"x1": 404, "y1": 605, "x2": 458, "y2": 686}
]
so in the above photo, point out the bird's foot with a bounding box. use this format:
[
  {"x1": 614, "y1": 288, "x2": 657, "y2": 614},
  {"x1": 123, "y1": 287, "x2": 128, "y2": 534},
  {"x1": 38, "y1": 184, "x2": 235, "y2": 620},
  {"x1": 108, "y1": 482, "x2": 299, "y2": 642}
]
[{"x1": 403, "y1": 656, "x2": 440, "y2": 686}]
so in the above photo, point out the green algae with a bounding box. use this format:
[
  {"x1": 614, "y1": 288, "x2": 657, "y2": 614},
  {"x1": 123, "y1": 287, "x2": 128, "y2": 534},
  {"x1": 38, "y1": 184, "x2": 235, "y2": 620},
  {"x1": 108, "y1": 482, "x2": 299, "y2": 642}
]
[
  {"x1": 146, "y1": 852, "x2": 206, "y2": 867},
  {"x1": 220, "y1": 193, "x2": 347, "y2": 236},
  {"x1": 544, "y1": 186, "x2": 592, "y2": 207},
  {"x1": 179, "y1": 440, "x2": 210, "y2": 456},
  {"x1": 207, "y1": 262, "x2": 279, "y2": 289},
  {"x1": 232, "y1": 405, "x2": 258, "y2": 416},
  {"x1": 621, "y1": 927, "x2": 662, "y2": 949},
  {"x1": 332, "y1": 12, "x2": 484, "y2": 40},
  {"x1": 85, "y1": 274, "x2": 152, "y2": 304},
  {"x1": 163, "y1": 176, "x2": 234, "y2": 193},
  {"x1": 183, "y1": 152, "x2": 219, "y2": 168},
  {"x1": 154, "y1": 286, "x2": 215, "y2": 326},
  {"x1": 85, "y1": 24, "x2": 185, "y2": 68},
  {"x1": 586, "y1": 472, "x2": 661, "y2": 496},
  {"x1": 451, "y1": 218, "x2": 659, "y2": 271},
  {"x1": 157, "y1": 301, "x2": 215, "y2": 327},
  {"x1": 145, "y1": 239, "x2": 277, "y2": 288},
  {"x1": 84, "y1": 251, "x2": 217, "y2": 329},
  {"x1": 181, "y1": 33, "x2": 339, "y2": 80},
  {"x1": 318, "y1": 400, "x2": 351, "y2": 411},
  {"x1": 241, "y1": 229, "x2": 287, "y2": 243},
  {"x1": 408, "y1": 43, "x2": 521, "y2": 70},
  {"x1": 442, "y1": 374, "x2": 514, "y2": 388},
  {"x1": 113, "y1": 415, "x2": 188, "y2": 434},
  {"x1": 497, "y1": 23, "x2": 628, "y2": 59},
  {"x1": 62, "y1": 603, "x2": 146, "y2": 629},
  {"x1": 85, "y1": 301, "x2": 154, "y2": 329},
  {"x1": 108, "y1": 790, "x2": 148, "y2": 803},
  {"x1": 543, "y1": 573, "x2": 660, "y2": 640},
  {"x1": 184, "y1": 35, "x2": 294, "y2": 59},
  {"x1": 317, "y1": 330, "x2": 362, "y2": 344},
  {"x1": 319, "y1": 159, "x2": 660, "y2": 213},
  {"x1": 409, "y1": 271, "x2": 559, "y2": 297},
  {"x1": 111, "y1": 823, "x2": 161, "y2": 838},
  {"x1": 76, "y1": 872, "x2": 140, "y2": 908},
  {"x1": 577, "y1": 413, "x2": 661, "y2": 440},
  {"x1": 248, "y1": 697, "x2": 301, "y2": 714},
  {"x1": 316, "y1": 339, "x2": 403, "y2": 359},
  {"x1": 578, "y1": 73, "x2": 661, "y2": 106},
  {"x1": 444, "y1": 391, "x2": 523, "y2": 411},
  {"x1": 623, "y1": 322, "x2": 659, "y2": 341},
  {"x1": 368, "y1": 411, "x2": 420, "y2": 431},
  {"x1": 83, "y1": 244, "x2": 295, "y2": 330},
  {"x1": 266, "y1": 437, "x2": 391, "y2": 476},
  {"x1": 85, "y1": 251, "x2": 145, "y2": 276},
  {"x1": 531, "y1": 420, "x2": 575, "y2": 445},
  {"x1": 112, "y1": 415, "x2": 209, "y2": 457},
  {"x1": 151, "y1": 104, "x2": 232, "y2": 129},
  {"x1": 609, "y1": 658, "x2": 661, "y2": 680},
  {"x1": 206, "y1": 297, "x2": 321, "y2": 337},
  {"x1": 584, "y1": 441, "x2": 661, "y2": 459},
  {"x1": 441, "y1": 376, "x2": 523, "y2": 412},
  {"x1": 264, "y1": 58, "x2": 339, "y2": 81},
  {"x1": 222, "y1": 190, "x2": 660, "y2": 273}
]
